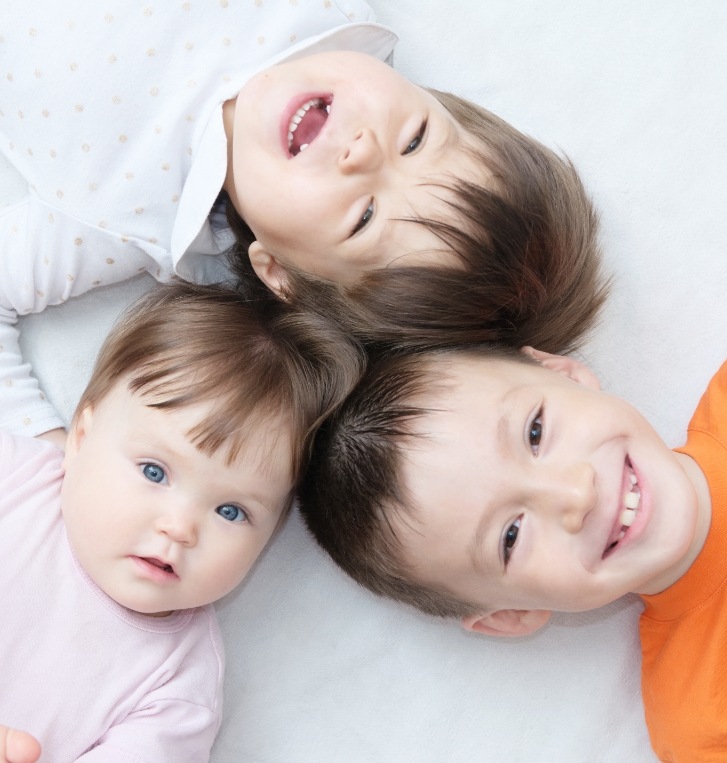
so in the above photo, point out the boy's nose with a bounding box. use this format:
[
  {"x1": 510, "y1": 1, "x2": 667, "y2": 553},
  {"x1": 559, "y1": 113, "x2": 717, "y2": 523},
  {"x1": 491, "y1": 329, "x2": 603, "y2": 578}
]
[
  {"x1": 538, "y1": 462, "x2": 596, "y2": 533},
  {"x1": 338, "y1": 128, "x2": 383, "y2": 174}
]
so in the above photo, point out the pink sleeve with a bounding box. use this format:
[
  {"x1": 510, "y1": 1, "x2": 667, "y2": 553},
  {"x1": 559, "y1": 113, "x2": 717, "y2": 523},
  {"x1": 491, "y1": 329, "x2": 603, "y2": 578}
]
[
  {"x1": 75, "y1": 699, "x2": 219, "y2": 763},
  {"x1": 0, "y1": 430, "x2": 64, "y2": 526}
]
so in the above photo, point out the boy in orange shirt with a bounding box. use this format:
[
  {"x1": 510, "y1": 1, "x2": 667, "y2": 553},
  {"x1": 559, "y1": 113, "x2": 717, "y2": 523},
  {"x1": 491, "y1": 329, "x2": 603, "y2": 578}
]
[{"x1": 300, "y1": 344, "x2": 724, "y2": 762}]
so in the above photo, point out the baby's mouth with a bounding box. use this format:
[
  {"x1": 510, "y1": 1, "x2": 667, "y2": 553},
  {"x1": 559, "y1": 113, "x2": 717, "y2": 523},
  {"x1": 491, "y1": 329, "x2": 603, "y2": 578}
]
[
  {"x1": 142, "y1": 556, "x2": 176, "y2": 575},
  {"x1": 287, "y1": 96, "x2": 331, "y2": 156},
  {"x1": 602, "y1": 460, "x2": 641, "y2": 558}
]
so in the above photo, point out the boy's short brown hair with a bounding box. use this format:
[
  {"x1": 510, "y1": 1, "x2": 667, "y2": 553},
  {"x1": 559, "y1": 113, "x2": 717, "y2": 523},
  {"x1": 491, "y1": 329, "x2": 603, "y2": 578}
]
[
  {"x1": 77, "y1": 280, "x2": 364, "y2": 486},
  {"x1": 298, "y1": 344, "x2": 530, "y2": 618},
  {"x1": 227, "y1": 89, "x2": 608, "y2": 355}
]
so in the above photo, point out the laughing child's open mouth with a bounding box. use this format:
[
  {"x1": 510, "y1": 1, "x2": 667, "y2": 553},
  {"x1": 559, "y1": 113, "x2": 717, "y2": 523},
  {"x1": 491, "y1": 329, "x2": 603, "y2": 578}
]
[{"x1": 287, "y1": 96, "x2": 332, "y2": 156}]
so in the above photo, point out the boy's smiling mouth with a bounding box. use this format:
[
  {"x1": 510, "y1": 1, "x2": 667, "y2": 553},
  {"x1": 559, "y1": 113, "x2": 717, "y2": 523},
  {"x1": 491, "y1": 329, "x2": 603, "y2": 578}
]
[
  {"x1": 287, "y1": 95, "x2": 332, "y2": 156},
  {"x1": 602, "y1": 458, "x2": 642, "y2": 558}
]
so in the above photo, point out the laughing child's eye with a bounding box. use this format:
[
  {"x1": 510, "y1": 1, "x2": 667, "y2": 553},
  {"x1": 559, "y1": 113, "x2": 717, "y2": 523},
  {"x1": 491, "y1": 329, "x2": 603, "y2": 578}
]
[
  {"x1": 403, "y1": 120, "x2": 427, "y2": 155},
  {"x1": 216, "y1": 504, "x2": 248, "y2": 523},
  {"x1": 502, "y1": 517, "x2": 522, "y2": 566},
  {"x1": 350, "y1": 200, "x2": 374, "y2": 236},
  {"x1": 141, "y1": 463, "x2": 166, "y2": 484},
  {"x1": 529, "y1": 410, "x2": 543, "y2": 455}
]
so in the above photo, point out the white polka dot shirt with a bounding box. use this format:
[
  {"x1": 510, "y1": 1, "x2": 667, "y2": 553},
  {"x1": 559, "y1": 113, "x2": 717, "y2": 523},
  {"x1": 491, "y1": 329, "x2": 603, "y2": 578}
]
[{"x1": 0, "y1": 0, "x2": 397, "y2": 436}]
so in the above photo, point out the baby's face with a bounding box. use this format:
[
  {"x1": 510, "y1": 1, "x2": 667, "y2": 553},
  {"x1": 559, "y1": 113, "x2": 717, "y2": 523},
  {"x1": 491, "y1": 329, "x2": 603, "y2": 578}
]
[
  {"x1": 226, "y1": 51, "x2": 479, "y2": 286},
  {"x1": 61, "y1": 382, "x2": 293, "y2": 616},
  {"x1": 395, "y1": 353, "x2": 703, "y2": 619}
]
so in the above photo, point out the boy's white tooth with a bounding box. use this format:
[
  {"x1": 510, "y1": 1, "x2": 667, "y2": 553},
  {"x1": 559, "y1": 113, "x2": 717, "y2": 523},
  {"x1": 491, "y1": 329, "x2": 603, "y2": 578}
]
[
  {"x1": 299, "y1": 143, "x2": 309, "y2": 151},
  {"x1": 620, "y1": 508, "x2": 636, "y2": 527},
  {"x1": 618, "y1": 530, "x2": 626, "y2": 540},
  {"x1": 293, "y1": 114, "x2": 302, "y2": 124},
  {"x1": 624, "y1": 491, "x2": 640, "y2": 510},
  {"x1": 630, "y1": 472, "x2": 638, "y2": 485}
]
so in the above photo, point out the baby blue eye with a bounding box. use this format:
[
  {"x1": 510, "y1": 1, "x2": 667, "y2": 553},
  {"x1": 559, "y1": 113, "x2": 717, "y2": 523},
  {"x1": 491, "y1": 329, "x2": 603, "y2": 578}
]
[
  {"x1": 216, "y1": 504, "x2": 247, "y2": 523},
  {"x1": 502, "y1": 517, "x2": 521, "y2": 566},
  {"x1": 142, "y1": 463, "x2": 166, "y2": 484}
]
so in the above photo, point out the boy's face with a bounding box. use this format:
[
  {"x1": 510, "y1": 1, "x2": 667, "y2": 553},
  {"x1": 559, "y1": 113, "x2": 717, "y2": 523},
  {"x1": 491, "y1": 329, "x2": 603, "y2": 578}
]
[
  {"x1": 226, "y1": 51, "x2": 479, "y2": 289},
  {"x1": 61, "y1": 381, "x2": 293, "y2": 616},
  {"x1": 396, "y1": 352, "x2": 705, "y2": 630}
]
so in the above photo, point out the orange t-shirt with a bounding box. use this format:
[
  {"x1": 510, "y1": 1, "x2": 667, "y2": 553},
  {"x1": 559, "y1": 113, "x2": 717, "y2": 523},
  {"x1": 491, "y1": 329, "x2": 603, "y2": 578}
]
[{"x1": 639, "y1": 361, "x2": 727, "y2": 762}]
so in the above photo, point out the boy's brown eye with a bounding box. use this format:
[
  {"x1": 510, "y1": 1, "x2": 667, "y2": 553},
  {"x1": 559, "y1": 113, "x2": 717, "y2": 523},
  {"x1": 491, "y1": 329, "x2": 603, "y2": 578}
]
[
  {"x1": 503, "y1": 517, "x2": 522, "y2": 565},
  {"x1": 529, "y1": 411, "x2": 543, "y2": 453}
]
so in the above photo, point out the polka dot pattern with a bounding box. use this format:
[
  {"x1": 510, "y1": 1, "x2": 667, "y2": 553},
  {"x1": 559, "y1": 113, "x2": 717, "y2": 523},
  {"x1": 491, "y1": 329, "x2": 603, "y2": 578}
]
[{"x1": 0, "y1": 0, "x2": 394, "y2": 437}]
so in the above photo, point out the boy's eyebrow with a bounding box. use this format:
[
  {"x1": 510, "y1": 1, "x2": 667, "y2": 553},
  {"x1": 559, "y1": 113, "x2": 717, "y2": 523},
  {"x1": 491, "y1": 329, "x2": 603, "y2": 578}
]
[
  {"x1": 468, "y1": 388, "x2": 519, "y2": 577},
  {"x1": 496, "y1": 387, "x2": 521, "y2": 457},
  {"x1": 469, "y1": 511, "x2": 494, "y2": 577}
]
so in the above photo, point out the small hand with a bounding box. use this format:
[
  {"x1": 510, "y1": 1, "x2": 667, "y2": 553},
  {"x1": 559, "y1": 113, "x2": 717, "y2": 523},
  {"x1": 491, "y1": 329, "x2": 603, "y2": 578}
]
[{"x1": 0, "y1": 726, "x2": 41, "y2": 763}]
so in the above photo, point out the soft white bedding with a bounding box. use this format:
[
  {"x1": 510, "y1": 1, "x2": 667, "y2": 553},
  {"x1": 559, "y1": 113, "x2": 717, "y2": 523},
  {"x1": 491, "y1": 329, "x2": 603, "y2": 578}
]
[{"x1": 6, "y1": 2, "x2": 727, "y2": 760}]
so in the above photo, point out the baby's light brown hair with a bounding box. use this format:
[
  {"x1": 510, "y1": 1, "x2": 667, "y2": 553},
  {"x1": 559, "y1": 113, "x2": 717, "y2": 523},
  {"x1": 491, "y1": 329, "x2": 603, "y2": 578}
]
[{"x1": 76, "y1": 281, "x2": 365, "y2": 491}]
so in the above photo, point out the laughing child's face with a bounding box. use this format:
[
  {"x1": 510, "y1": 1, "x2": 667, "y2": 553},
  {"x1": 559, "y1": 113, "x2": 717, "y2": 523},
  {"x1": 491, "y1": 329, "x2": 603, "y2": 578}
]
[
  {"x1": 224, "y1": 51, "x2": 480, "y2": 289},
  {"x1": 394, "y1": 349, "x2": 710, "y2": 636},
  {"x1": 61, "y1": 379, "x2": 293, "y2": 617}
]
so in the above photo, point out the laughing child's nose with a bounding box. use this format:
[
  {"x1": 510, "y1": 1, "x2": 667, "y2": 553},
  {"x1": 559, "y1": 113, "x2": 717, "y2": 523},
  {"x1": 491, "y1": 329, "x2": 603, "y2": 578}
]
[{"x1": 339, "y1": 128, "x2": 382, "y2": 174}]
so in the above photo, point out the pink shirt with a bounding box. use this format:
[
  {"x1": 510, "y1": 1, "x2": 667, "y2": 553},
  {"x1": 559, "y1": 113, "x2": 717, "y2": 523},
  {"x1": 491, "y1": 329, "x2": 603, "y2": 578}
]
[{"x1": 0, "y1": 430, "x2": 224, "y2": 762}]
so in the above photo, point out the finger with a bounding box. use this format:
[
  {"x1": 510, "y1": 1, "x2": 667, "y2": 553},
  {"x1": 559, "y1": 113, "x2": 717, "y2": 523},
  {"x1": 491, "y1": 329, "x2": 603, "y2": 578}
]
[{"x1": 6, "y1": 730, "x2": 41, "y2": 763}]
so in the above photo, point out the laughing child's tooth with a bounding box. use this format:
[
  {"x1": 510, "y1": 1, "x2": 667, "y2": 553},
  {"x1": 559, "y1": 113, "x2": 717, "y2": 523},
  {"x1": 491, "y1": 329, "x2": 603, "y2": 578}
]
[
  {"x1": 624, "y1": 490, "x2": 640, "y2": 510},
  {"x1": 630, "y1": 472, "x2": 638, "y2": 486},
  {"x1": 620, "y1": 508, "x2": 636, "y2": 527}
]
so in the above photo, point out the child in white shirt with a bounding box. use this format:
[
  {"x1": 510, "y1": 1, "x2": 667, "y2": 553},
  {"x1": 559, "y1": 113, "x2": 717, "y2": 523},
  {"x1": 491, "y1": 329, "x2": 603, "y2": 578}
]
[{"x1": 1, "y1": 0, "x2": 607, "y2": 445}]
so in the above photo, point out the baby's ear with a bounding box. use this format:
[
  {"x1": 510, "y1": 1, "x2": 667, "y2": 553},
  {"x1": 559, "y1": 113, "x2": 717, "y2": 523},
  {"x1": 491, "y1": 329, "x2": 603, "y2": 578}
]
[
  {"x1": 63, "y1": 405, "x2": 94, "y2": 466},
  {"x1": 520, "y1": 346, "x2": 600, "y2": 391},
  {"x1": 248, "y1": 242, "x2": 289, "y2": 298},
  {"x1": 461, "y1": 608, "x2": 552, "y2": 637}
]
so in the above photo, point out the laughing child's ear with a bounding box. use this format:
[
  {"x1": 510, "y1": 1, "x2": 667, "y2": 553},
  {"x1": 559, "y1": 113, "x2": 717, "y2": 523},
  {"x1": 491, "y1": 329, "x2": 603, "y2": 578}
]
[
  {"x1": 461, "y1": 608, "x2": 552, "y2": 638},
  {"x1": 521, "y1": 346, "x2": 600, "y2": 391},
  {"x1": 248, "y1": 242, "x2": 290, "y2": 299}
]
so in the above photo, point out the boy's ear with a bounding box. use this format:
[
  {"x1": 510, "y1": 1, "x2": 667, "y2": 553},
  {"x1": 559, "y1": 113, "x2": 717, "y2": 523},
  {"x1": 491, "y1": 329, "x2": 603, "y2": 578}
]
[
  {"x1": 461, "y1": 608, "x2": 552, "y2": 637},
  {"x1": 520, "y1": 346, "x2": 600, "y2": 391},
  {"x1": 63, "y1": 405, "x2": 94, "y2": 466},
  {"x1": 248, "y1": 242, "x2": 289, "y2": 298}
]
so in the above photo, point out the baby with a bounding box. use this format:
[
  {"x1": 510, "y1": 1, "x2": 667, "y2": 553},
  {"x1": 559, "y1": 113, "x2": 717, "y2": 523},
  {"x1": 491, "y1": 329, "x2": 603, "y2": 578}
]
[
  {"x1": 299, "y1": 343, "x2": 722, "y2": 761},
  {"x1": 0, "y1": 281, "x2": 362, "y2": 761},
  {"x1": 1, "y1": 0, "x2": 606, "y2": 445}
]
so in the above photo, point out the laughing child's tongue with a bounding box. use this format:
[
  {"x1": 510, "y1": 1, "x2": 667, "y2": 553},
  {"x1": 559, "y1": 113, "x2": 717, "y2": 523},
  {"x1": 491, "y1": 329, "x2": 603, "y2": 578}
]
[{"x1": 290, "y1": 103, "x2": 328, "y2": 155}]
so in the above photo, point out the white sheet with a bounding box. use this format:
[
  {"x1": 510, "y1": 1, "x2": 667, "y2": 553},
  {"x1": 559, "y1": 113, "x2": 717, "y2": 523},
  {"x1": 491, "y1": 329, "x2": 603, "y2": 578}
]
[{"x1": 7, "y1": 2, "x2": 727, "y2": 760}]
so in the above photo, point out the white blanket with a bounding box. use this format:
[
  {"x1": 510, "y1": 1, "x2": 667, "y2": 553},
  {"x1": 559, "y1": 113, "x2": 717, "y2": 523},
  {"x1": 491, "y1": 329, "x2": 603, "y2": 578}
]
[{"x1": 7, "y1": 2, "x2": 727, "y2": 760}]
